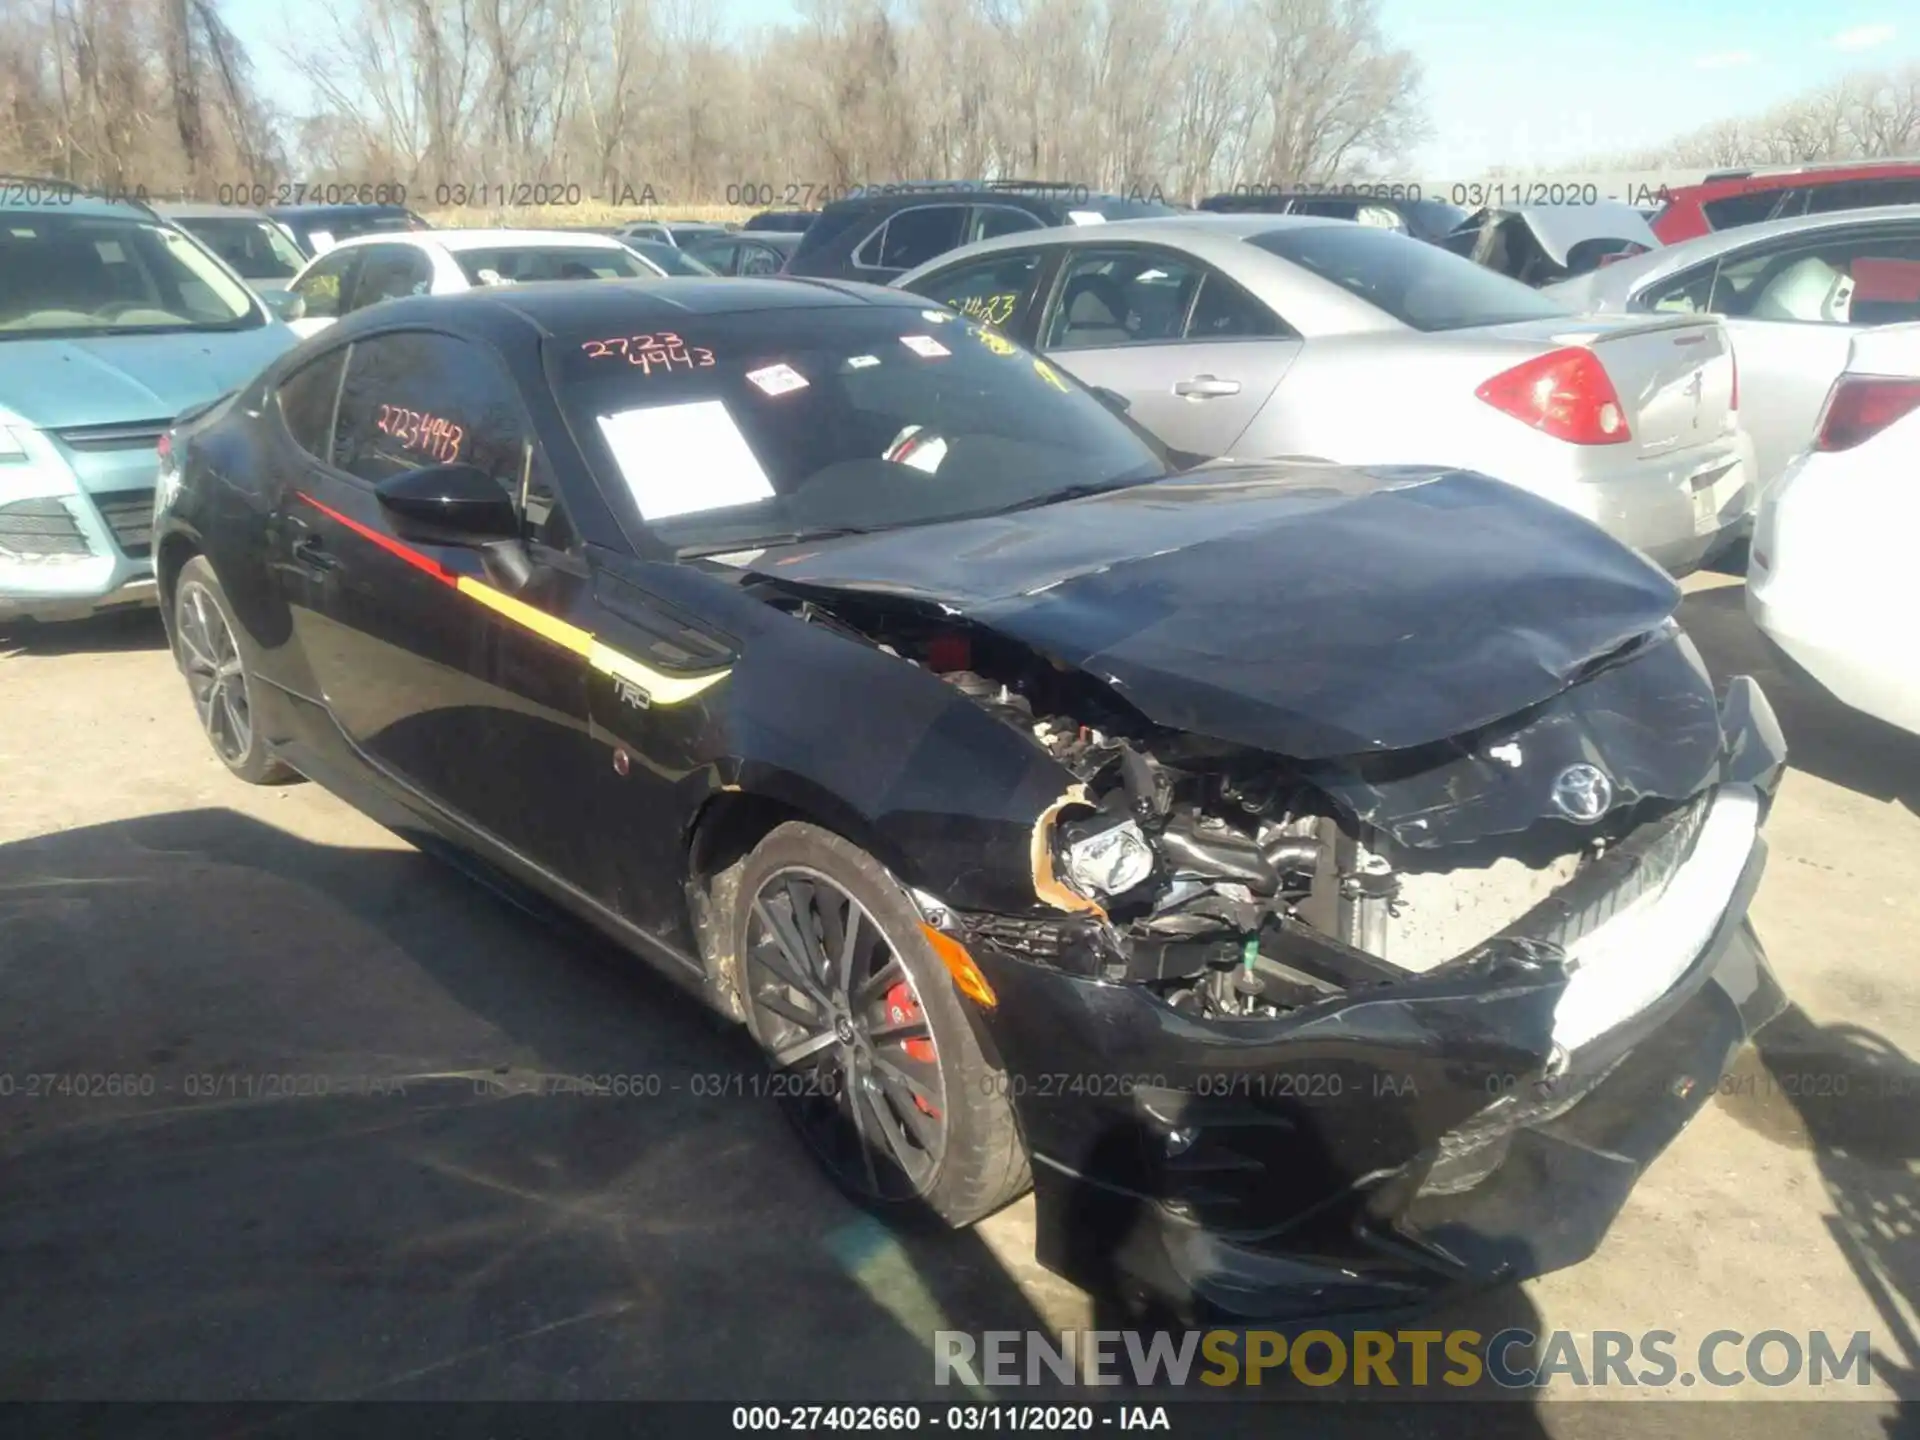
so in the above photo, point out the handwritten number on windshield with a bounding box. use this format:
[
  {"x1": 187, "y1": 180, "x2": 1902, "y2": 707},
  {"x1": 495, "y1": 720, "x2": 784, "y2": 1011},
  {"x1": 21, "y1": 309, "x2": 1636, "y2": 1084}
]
[{"x1": 581, "y1": 332, "x2": 717, "y2": 374}]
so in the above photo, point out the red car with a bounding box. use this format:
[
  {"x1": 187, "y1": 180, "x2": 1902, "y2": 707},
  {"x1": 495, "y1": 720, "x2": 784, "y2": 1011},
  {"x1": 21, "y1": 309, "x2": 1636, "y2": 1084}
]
[{"x1": 1652, "y1": 161, "x2": 1920, "y2": 244}]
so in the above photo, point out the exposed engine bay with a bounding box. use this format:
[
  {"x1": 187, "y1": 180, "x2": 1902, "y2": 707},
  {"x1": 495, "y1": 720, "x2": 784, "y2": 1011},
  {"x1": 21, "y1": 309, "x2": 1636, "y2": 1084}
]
[{"x1": 761, "y1": 588, "x2": 1662, "y2": 1023}]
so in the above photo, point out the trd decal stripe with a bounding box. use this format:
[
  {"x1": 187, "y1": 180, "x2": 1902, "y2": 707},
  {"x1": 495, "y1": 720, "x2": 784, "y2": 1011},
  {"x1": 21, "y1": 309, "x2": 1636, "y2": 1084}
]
[
  {"x1": 454, "y1": 575, "x2": 595, "y2": 654},
  {"x1": 295, "y1": 491, "x2": 454, "y2": 583},
  {"x1": 294, "y1": 490, "x2": 731, "y2": 706}
]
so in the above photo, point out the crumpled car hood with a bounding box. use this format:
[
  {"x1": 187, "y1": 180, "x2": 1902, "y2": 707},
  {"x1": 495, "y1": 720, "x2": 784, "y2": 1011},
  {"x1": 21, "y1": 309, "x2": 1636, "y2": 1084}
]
[{"x1": 748, "y1": 462, "x2": 1681, "y2": 760}]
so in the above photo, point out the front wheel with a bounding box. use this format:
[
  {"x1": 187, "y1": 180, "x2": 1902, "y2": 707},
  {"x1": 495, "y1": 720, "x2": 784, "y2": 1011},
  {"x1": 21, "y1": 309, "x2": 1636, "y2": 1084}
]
[
  {"x1": 172, "y1": 556, "x2": 301, "y2": 786},
  {"x1": 734, "y1": 822, "x2": 1029, "y2": 1227}
]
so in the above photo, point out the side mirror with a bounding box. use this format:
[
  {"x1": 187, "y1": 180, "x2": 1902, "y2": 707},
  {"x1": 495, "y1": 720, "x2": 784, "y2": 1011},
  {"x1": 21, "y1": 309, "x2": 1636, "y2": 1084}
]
[
  {"x1": 376, "y1": 463, "x2": 520, "y2": 545},
  {"x1": 260, "y1": 288, "x2": 306, "y2": 323},
  {"x1": 1090, "y1": 385, "x2": 1132, "y2": 414}
]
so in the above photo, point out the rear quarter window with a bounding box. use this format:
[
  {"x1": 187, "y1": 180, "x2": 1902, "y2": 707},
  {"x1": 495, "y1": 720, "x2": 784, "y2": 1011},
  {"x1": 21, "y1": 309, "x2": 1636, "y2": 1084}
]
[{"x1": 1248, "y1": 224, "x2": 1567, "y2": 331}]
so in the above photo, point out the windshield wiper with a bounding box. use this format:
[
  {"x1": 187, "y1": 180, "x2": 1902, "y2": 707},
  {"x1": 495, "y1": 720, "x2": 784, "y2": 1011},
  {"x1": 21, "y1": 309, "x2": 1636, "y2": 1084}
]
[
  {"x1": 675, "y1": 526, "x2": 878, "y2": 559},
  {"x1": 977, "y1": 479, "x2": 1144, "y2": 517}
]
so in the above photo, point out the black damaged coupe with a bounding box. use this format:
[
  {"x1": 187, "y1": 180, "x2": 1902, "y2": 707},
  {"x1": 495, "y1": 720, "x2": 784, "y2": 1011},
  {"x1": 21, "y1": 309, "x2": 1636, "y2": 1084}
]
[{"x1": 154, "y1": 279, "x2": 1789, "y2": 1321}]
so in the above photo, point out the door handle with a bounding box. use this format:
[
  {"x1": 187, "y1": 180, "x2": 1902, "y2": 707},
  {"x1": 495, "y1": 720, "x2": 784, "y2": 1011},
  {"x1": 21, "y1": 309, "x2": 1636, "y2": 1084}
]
[
  {"x1": 291, "y1": 533, "x2": 338, "y2": 572},
  {"x1": 1174, "y1": 375, "x2": 1241, "y2": 398}
]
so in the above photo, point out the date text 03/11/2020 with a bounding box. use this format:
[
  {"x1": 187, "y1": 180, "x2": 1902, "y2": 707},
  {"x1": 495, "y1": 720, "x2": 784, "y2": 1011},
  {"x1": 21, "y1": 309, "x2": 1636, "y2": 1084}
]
[{"x1": 730, "y1": 1406, "x2": 1174, "y2": 1432}]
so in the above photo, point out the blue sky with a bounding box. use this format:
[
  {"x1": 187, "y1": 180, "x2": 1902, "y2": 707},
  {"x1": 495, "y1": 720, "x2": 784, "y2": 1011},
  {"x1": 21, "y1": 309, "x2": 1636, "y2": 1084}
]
[{"x1": 221, "y1": 0, "x2": 1914, "y2": 177}]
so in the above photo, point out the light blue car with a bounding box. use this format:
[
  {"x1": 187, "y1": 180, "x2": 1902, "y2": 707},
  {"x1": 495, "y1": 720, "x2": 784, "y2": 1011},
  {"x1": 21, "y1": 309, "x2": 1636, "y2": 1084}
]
[{"x1": 0, "y1": 188, "x2": 298, "y2": 623}]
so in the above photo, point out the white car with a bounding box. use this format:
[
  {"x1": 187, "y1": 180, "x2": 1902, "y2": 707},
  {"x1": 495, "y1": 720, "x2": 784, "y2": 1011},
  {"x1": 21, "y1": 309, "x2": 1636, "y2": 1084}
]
[
  {"x1": 280, "y1": 229, "x2": 670, "y2": 338},
  {"x1": 1747, "y1": 321, "x2": 1920, "y2": 734}
]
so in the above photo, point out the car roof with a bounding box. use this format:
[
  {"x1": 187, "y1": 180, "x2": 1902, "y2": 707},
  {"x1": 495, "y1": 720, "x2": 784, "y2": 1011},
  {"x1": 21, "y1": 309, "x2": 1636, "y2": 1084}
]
[
  {"x1": 894, "y1": 212, "x2": 1341, "y2": 273},
  {"x1": 334, "y1": 276, "x2": 925, "y2": 337},
  {"x1": 315, "y1": 228, "x2": 635, "y2": 255},
  {"x1": 1584, "y1": 202, "x2": 1920, "y2": 291},
  {"x1": 1672, "y1": 159, "x2": 1920, "y2": 200},
  {"x1": 0, "y1": 189, "x2": 159, "y2": 221},
  {"x1": 155, "y1": 200, "x2": 273, "y2": 220},
  {"x1": 268, "y1": 204, "x2": 414, "y2": 218}
]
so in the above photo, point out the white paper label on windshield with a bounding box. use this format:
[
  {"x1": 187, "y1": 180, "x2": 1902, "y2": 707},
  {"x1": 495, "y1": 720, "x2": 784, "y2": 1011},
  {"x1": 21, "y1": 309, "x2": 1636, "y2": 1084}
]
[
  {"x1": 597, "y1": 400, "x2": 775, "y2": 522},
  {"x1": 920, "y1": 310, "x2": 956, "y2": 325},
  {"x1": 309, "y1": 230, "x2": 336, "y2": 252},
  {"x1": 745, "y1": 362, "x2": 809, "y2": 397},
  {"x1": 94, "y1": 241, "x2": 126, "y2": 263},
  {"x1": 900, "y1": 335, "x2": 950, "y2": 358},
  {"x1": 846, "y1": 354, "x2": 880, "y2": 369}
]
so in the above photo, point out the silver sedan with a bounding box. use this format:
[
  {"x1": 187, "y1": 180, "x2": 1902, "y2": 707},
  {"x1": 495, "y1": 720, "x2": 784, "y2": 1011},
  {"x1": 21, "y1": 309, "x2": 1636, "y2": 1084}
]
[
  {"x1": 894, "y1": 214, "x2": 1753, "y2": 575},
  {"x1": 1546, "y1": 204, "x2": 1920, "y2": 497}
]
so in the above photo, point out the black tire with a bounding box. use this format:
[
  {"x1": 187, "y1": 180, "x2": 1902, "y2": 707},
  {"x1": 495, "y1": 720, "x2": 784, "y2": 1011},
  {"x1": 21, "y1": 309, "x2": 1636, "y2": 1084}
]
[
  {"x1": 172, "y1": 556, "x2": 301, "y2": 786},
  {"x1": 733, "y1": 821, "x2": 1029, "y2": 1227}
]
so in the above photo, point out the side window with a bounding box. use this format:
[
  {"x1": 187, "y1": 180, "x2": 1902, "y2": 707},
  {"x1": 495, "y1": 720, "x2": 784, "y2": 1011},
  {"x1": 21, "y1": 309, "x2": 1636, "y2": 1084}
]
[
  {"x1": 1292, "y1": 199, "x2": 1360, "y2": 220},
  {"x1": 1701, "y1": 188, "x2": 1793, "y2": 232},
  {"x1": 1185, "y1": 271, "x2": 1290, "y2": 339},
  {"x1": 1711, "y1": 230, "x2": 1920, "y2": 325},
  {"x1": 854, "y1": 206, "x2": 968, "y2": 271},
  {"x1": 971, "y1": 206, "x2": 1046, "y2": 242},
  {"x1": 331, "y1": 330, "x2": 572, "y2": 547},
  {"x1": 1641, "y1": 259, "x2": 1719, "y2": 314},
  {"x1": 351, "y1": 245, "x2": 432, "y2": 309},
  {"x1": 1806, "y1": 178, "x2": 1920, "y2": 214},
  {"x1": 275, "y1": 348, "x2": 348, "y2": 462},
  {"x1": 740, "y1": 244, "x2": 784, "y2": 276},
  {"x1": 905, "y1": 248, "x2": 1047, "y2": 331},
  {"x1": 291, "y1": 248, "x2": 360, "y2": 319},
  {"x1": 1042, "y1": 248, "x2": 1206, "y2": 350}
]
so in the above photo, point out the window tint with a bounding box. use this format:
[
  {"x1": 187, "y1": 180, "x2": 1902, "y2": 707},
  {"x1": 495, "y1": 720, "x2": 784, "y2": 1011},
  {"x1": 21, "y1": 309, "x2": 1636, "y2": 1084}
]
[
  {"x1": 739, "y1": 243, "x2": 784, "y2": 276},
  {"x1": 1701, "y1": 188, "x2": 1793, "y2": 231},
  {"x1": 1805, "y1": 178, "x2": 1920, "y2": 214},
  {"x1": 276, "y1": 348, "x2": 347, "y2": 461},
  {"x1": 855, "y1": 206, "x2": 968, "y2": 270},
  {"x1": 292, "y1": 248, "x2": 360, "y2": 319},
  {"x1": 1185, "y1": 271, "x2": 1289, "y2": 338},
  {"x1": 1291, "y1": 198, "x2": 1360, "y2": 220},
  {"x1": 179, "y1": 216, "x2": 307, "y2": 281},
  {"x1": 1247, "y1": 224, "x2": 1567, "y2": 331},
  {"x1": 552, "y1": 307, "x2": 1169, "y2": 557},
  {"x1": 1693, "y1": 230, "x2": 1920, "y2": 325},
  {"x1": 351, "y1": 245, "x2": 432, "y2": 310},
  {"x1": 906, "y1": 248, "x2": 1047, "y2": 330},
  {"x1": 972, "y1": 206, "x2": 1045, "y2": 242},
  {"x1": 333, "y1": 332, "x2": 567, "y2": 544},
  {"x1": 1043, "y1": 248, "x2": 1207, "y2": 349}
]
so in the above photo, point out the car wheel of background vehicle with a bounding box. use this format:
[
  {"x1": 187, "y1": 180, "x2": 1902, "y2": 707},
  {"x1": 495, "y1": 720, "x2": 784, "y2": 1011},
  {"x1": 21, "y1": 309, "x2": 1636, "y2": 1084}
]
[
  {"x1": 172, "y1": 556, "x2": 301, "y2": 786},
  {"x1": 734, "y1": 821, "x2": 1029, "y2": 1227}
]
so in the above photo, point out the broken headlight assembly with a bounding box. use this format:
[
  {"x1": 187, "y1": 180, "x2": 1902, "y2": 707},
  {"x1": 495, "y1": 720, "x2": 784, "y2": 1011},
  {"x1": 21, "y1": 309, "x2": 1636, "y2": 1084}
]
[{"x1": 1056, "y1": 812, "x2": 1156, "y2": 899}]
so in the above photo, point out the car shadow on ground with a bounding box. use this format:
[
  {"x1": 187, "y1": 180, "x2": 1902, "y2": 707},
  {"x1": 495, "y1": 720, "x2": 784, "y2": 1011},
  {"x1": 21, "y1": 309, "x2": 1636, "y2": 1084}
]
[
  {"x1": 0, "y1": 807, "x2": 1064, "y2": 1402},
  {"x1": 1677, "y1": 582, "x2": 1920, "y2": 814},
  {"x1": 1718, "y1": 1004, "x2": 1920, "y2": 1404},
  {"x1": 0, "y1": 606, "x2": 168, "y2": 659}
]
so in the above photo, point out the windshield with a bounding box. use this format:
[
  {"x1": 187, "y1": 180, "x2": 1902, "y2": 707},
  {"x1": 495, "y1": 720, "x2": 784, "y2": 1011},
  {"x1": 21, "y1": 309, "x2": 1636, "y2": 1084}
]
[
  {"x1": 453, "y1": 246, "x2": 658, "y2": 285},
  {"x1": 177, "y1": 215, "x2": 307, "y2": 280},
  {"x1": 0, "y1": 212, "x2": 260, "y2": 337},
  {"x1": 629, "y1": 241, "x2": 716, "y2": 275},
  {"x1": 1249, "y1": 222, "x2": 1568, "y2": 331},
  {"x1": 554, "y1": 305, "x2": 1171, "y2": 554}
]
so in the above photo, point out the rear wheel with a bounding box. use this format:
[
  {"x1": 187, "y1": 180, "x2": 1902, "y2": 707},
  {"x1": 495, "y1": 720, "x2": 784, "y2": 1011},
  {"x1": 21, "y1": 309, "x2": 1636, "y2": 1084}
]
[
  {"x1": 734, "y1": 822, "x2": 1028, "y2": 1227},
  {"x1": 172, "y1": 556, "x2": 300, "y2": 786}
]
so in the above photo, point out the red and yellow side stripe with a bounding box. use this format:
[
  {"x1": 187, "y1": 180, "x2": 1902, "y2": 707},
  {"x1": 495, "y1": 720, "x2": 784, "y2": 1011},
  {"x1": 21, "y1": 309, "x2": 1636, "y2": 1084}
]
[{"x1": 296, "y1": 491, "x2": 731, "y2": 706}]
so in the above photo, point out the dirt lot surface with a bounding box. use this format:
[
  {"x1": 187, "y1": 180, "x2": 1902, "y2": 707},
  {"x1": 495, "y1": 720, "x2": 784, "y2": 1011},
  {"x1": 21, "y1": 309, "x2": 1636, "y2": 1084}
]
[{"x1": 1, "y1": 569, "x2": 1915, "y2": 1434}]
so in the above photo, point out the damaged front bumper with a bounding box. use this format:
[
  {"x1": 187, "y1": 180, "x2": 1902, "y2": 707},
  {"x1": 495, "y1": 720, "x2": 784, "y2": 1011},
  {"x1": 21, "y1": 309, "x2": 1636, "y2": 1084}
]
[{"x1": 960, "y1": 679, "x2": 1789, "y2": 1321}]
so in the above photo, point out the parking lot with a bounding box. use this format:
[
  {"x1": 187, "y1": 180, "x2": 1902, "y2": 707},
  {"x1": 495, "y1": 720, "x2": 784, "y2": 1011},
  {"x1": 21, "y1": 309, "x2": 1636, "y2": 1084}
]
[{"x1": 1, "y1": 568, "x2": 1916, "y2": 1423}]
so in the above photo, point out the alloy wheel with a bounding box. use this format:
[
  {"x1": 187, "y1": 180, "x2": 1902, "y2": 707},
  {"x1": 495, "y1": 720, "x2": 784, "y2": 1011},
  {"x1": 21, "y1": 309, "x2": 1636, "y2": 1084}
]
[
  {"x1": 745, "y1": 866, "x2": 949, "y2": 1200},
  {"x1": 176, "y1": 580, "x2": 254, "y2": 765}
]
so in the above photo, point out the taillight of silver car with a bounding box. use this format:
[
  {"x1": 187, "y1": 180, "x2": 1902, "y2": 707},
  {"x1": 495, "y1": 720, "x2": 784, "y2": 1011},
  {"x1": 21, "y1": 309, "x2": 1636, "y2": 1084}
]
[
  {"x1": 1475, "y1": 347, "x2": 1632, "y2": 446},
  {"x1": 1813, "y1": 375, "x2": 1920, "y2": 453}
]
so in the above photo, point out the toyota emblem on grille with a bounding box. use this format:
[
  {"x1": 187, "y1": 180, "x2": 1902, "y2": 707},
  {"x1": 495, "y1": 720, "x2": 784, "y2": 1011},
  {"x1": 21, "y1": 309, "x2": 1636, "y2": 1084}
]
[{"x1": 1551, "y1": 763, "x2": 1613, "y2": 823}]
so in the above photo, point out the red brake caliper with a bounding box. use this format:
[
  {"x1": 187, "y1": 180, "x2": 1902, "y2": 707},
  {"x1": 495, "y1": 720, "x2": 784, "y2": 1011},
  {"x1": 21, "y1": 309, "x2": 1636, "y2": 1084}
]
[{"x1": 884, "y1": 982, "x2": 940, "y2": 1118}]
